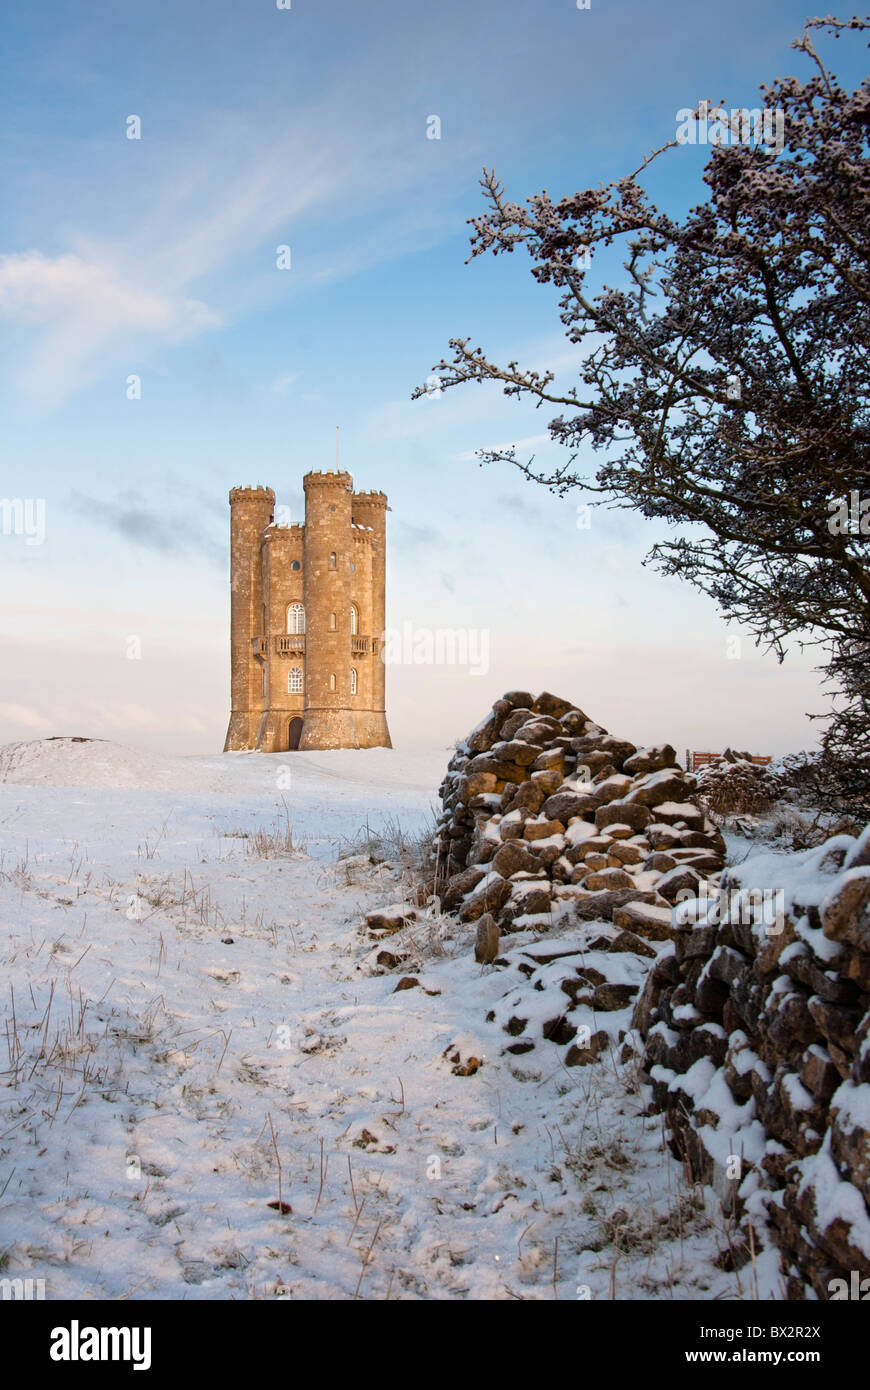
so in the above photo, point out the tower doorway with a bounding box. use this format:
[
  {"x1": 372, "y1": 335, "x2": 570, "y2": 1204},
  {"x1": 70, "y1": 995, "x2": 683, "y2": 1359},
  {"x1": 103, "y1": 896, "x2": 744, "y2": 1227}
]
[{"x1": 288, "y1": 717, "x2": 304, "y2": 751}]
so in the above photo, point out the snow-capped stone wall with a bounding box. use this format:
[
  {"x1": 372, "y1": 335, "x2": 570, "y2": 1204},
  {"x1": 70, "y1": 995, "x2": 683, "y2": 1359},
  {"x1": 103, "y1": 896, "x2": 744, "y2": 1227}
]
[
  {"x1": 424, "y1": 693, "x2": 726, "y2": 1069},
  {"x1": 634, "y1": 826, "x2": 870, "y2": 1299},
  {"x1": 434, "y1": 690, "x2": 725, "y2": 935}
]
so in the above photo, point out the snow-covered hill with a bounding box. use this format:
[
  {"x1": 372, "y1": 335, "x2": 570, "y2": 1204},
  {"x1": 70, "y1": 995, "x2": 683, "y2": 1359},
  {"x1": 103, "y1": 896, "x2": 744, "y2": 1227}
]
[{"x1": 0, "y1": 738, "x2": 759, "y2": 1299}]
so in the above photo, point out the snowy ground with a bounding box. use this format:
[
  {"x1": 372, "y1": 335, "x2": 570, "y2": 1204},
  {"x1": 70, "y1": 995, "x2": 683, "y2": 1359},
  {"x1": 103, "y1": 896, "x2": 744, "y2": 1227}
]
[{"x1": 0, "y1": 739, "x2": 770, "y2": 1300}]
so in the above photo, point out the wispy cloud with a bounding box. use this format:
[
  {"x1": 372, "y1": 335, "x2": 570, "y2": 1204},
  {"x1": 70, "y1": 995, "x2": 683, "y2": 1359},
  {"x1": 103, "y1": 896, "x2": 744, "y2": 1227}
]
[
  {"x1": 494, "y1": 492, "x2": 544, "y2": 520},
  {"x1": 393, "y1": 521, "x2": 440, "y2": 550},
  {"x1": 454, "y1": 433, "x2": 551, "y2": 463},
  {"x1": 69, "y1": 490, "x2": 225, "y2": 566},
  {"x1": 270, "y1": 371, "x2": 299, "y2": 395},
  {"x1": 0, "y1": 251, "x2": 220, "y2": 401},
  {"x1": 0, "y1": 77, "x2": 479, "y2": 403}
]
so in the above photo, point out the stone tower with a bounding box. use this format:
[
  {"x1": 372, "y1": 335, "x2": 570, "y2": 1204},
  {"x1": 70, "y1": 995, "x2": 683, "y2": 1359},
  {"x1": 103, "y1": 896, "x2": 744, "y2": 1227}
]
[{"x1": 223, "y1": 471, "x2": 392, "y2": 753}]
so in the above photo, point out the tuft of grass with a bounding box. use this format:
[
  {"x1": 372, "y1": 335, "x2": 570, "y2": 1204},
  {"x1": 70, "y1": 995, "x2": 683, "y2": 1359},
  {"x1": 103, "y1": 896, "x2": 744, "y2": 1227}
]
[
  {"x1": 227, "y1": 800, "x2": 307, "y2": 859},
  {"x1": 0, "y1": 848, "x2": 34, "y2": 890},
  {"x1": 733, "y1": 804, "x2": 864, "y2": 853},
  {"x1": 700, "y1": 778, "x2": 775, "y2": 819},
  {"x1": 334, "y1": 812, "x2": 437, "y2": 875},
  {"x1": 335, "y1": 812, "x2": 473, "y2": 969},
  {"x1": 382, "y1": 901, "x2": 471, "y2": 970}
]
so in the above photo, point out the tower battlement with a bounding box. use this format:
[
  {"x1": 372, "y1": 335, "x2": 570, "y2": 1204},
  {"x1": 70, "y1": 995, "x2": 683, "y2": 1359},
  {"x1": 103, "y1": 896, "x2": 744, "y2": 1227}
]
[
  {"x1": 229, "y1": 485, "x2": 276, "y2": 502},
  {"x1": 303, "y1": 470, "x2": 354, "y2": 491},
  {"x1": 224, "y1": 468, "x2": 391, "y2": 753}
]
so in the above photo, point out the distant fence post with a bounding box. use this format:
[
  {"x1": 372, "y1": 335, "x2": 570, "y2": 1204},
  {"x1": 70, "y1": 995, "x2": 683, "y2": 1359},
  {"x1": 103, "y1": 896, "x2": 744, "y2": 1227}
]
[{"x1": 688, "y1": 749, "x2": 771, "y2": 774}]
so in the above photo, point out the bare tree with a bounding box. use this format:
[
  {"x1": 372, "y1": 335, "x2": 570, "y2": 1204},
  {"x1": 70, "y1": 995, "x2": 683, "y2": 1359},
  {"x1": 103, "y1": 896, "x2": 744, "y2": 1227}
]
[{"x1": 417, "y1": 16, "x2": 870, "y2": 803}]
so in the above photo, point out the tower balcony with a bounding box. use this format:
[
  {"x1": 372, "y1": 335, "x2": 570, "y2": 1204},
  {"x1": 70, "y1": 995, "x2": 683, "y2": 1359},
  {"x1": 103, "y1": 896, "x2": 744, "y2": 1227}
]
[
  {"x1": 275, "y1": 634, "x2": 306, "y2": 655},
  {"x1": 251, "y1": 637, "x2": 268, "y2": 659},
  {"x1": 351, "y1": 635, "x2": 371, "y2": 655}
]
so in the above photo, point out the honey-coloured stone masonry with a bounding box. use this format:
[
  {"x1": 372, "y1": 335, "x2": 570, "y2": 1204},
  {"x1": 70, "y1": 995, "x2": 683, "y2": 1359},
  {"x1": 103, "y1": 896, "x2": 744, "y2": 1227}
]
[{"x1": 223, "y1": 472, "x2": 391, "y2": 752}]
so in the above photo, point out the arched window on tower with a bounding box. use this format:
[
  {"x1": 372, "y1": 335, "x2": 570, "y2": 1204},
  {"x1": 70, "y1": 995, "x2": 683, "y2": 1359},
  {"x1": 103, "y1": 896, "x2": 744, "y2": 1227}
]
[
  {"x1": 329, "y1": 673, "x2": 337, "y2": 692},
  {"x1": 350, "y1": 668, "x2": 357, "y2": 696},
  {"x1": 287, "y1": 603, "x2": 306, "y2": 634},
  {"x1": 329, "y1": 552, "x2": 337, "y2": 570},
  {"x1": 350, "y1": 604, "x2": 358, "y2": 635},
  {"x1": 329, "y1": 612, "x2": 337, "y2": 631},
  {"x1": 288, "y1": 666, "x2": 303, "y2": 694}
]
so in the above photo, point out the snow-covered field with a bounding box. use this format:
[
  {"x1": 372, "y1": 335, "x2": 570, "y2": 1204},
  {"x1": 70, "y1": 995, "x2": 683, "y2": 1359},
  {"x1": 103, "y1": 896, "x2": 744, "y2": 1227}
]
[{"x1": 0, "y1": 738, "x2": 767, "y2": 1300}]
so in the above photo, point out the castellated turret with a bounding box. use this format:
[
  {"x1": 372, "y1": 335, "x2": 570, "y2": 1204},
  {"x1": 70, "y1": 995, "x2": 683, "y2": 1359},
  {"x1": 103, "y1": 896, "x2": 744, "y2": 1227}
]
[{"x1": 223, "y1": 471, "x2": 392, "y2": 752}]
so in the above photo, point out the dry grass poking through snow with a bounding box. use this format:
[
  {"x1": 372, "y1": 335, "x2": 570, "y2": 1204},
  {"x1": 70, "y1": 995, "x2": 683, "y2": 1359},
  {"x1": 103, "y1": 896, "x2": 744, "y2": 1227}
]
[
  {"x1": 0, "y1": 749, "x2": 764, "y2": 1299},
  {"x1": 224, "y1": 799, "x2": 308, "y2": 858},
  {"x1": 332, "y1": 813, "x2": 474, "y2": 973}
]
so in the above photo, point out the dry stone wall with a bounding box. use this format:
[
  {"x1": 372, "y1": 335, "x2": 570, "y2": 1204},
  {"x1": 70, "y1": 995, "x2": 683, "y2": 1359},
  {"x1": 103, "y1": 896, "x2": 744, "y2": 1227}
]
[
  {"x1": 634, "y1": 826, "x2": 870, "y2": 1298},
  {"x1": 423, "y1": 692, "x2": 726, "y2": 1069},
  {"x1": 430, "y1": 693, "x2": 870, "y2": 1295},
  {"x1": 435, "y1": 690, "x2": 725, "y2": 936}
]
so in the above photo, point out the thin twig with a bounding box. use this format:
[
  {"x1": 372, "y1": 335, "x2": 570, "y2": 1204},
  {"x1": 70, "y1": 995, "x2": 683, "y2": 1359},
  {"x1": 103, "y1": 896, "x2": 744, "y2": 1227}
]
[
  {"x1": 346, "y1": 1196, "x2": 367, "y2": 1247},
  {"x1": 267, "y1": 1112, "x2": 286, "y2": 1216},
  {"x1": 353, "y1": 1220, "x2": 382, "y2": 1300},
  {"x1": 314, "y1": 1137, "x2": 328, "y2": 1214}
]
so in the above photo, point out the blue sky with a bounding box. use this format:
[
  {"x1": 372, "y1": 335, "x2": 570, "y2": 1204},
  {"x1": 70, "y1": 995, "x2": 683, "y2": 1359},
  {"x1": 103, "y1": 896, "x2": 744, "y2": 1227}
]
[{"x1": 0, "y1": 0, "x2": 861, "y2": 755}]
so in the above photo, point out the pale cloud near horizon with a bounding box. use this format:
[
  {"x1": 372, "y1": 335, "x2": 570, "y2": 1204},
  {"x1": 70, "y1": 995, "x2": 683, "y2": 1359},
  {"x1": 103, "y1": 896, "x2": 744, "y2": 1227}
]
[{"x1": 0, "y1": 702, "x2": 53, "y2": 733}]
